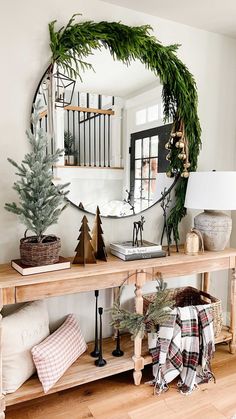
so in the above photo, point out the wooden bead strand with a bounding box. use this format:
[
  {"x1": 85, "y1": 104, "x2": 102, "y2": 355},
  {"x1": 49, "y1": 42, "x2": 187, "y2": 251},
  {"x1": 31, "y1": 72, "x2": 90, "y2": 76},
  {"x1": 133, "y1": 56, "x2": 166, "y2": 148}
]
[
  {"x1": 177, "y1": 121, "x2": 190, "y2": 178},
  {"x1": 165, "y1": 119, "x2": 190, "y2": 178}
]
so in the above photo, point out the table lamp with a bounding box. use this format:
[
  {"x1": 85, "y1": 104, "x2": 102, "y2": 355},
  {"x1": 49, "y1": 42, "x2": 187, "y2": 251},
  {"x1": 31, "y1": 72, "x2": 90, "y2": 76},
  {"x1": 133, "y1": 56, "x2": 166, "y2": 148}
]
[{"x1": 184, "y1": 171, "x2": 236, "y2": 251}]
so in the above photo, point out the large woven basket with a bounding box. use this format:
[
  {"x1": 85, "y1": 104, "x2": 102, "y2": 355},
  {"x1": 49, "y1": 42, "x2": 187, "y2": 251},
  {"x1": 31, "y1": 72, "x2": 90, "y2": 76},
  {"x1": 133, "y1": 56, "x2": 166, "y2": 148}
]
[
  {"x1": 20, "y1": 235, "x2": 61, "y2": 266},
  {"x1": 143, "y1": 286, "x2": 223, "y2": 338}
]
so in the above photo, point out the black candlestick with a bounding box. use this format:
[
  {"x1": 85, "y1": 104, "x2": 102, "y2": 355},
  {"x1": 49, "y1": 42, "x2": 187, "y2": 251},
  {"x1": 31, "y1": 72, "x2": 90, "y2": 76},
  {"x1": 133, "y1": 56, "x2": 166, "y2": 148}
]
[
  {"x1": 90, "y1": 290, "x2": 100, "y2": 358},
  {"x1": 112, "y1": 328, "x2": 124, "y2": 357},
  {"x1": 160, "y1": 189, "x2": 172, "y2": 256},
  {"x1": 95, "y1": 307, "x2": 107, "y2": 367}
]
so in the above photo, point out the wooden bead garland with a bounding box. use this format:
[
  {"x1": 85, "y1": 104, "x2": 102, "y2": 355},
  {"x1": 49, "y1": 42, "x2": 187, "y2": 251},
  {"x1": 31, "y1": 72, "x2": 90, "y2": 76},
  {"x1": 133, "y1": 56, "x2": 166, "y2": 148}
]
[
  {"x1": 165, "y1": 120, "x2": 190, "y2": 178},
  {"x1": 177, "y1": 153, "x2": 186, "y2": 160}
]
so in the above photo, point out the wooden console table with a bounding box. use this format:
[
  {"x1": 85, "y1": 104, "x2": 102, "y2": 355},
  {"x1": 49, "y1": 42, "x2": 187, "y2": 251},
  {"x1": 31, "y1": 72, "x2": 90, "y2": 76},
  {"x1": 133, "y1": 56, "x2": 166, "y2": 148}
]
[{"x1": 0, "y1": 247, "x2": 236, "y2": 418}]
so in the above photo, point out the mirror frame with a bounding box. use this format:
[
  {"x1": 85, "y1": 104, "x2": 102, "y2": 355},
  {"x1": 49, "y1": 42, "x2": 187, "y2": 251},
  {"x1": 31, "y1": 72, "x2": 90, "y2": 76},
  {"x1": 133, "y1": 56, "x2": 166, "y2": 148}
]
[
  {"x1": 34, "y1": 15, "x2": 201, "y2": 239},
  {"x1": 66, "y1": 175, "x2": 180, "y2": 220}
]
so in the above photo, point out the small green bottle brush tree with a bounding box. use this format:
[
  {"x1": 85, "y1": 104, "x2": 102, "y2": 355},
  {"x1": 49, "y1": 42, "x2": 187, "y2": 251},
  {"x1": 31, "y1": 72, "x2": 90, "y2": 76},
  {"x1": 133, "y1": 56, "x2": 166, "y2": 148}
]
[
  {"x1": 5, "y1": 103, "x2": 69, "y2": 266},
  {"x1": 64, "y1": 130, "x2": 76, "y2": 166}
]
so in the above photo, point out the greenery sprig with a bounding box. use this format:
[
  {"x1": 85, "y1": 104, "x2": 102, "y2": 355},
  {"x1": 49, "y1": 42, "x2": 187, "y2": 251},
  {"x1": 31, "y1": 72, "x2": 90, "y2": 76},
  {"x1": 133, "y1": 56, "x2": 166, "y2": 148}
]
[
  {"x1": 48, "y1": 15, "x2": 201, "y2": 236},
  {"x1": 110, "y1": 281, "x2": 174, "y2": 339}
]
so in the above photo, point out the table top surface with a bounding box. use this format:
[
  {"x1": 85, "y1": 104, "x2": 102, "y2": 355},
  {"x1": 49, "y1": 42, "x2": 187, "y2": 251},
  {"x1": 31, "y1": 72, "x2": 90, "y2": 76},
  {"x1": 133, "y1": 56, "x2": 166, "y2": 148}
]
[{"x1": 0, "y1": 247, "x2": 236, "y2": 289}]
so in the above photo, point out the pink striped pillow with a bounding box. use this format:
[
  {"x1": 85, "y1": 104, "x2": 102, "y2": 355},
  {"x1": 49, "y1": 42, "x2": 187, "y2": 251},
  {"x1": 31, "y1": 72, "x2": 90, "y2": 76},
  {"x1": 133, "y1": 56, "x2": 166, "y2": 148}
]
[{"x1": 31, "y1": 314, "x2": 87, "y2": 393}]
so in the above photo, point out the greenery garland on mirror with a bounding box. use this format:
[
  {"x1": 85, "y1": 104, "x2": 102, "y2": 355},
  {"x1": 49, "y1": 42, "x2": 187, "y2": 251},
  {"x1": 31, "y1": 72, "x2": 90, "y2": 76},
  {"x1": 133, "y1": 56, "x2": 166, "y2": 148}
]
[{"x1": 48, "y1": 14, "x2": 201, "y2": 239}]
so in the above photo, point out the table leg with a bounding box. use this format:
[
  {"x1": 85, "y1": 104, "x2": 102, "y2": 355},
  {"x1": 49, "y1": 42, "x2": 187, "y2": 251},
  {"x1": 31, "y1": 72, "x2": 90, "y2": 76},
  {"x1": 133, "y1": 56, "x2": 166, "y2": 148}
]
[
  {"x1": 132, "y1": 271, "x2": 146, "y2": 385},
  {"x1": 229, "y1": 267, "x2": 236, "y2": 354},
  {"x1": 202, "y1": 272, "x2": 210, "y2": 293},
  {"x1": 0, "y1": 292, "x2": 5, "y2": 419}
]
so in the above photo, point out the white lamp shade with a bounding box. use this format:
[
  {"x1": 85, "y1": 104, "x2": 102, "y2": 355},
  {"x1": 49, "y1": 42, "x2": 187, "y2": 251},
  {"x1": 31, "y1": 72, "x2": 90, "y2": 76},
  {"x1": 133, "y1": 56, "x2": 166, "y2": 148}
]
[{"x1": 184, "y1": 171, "x2": 236, "y2": 210}]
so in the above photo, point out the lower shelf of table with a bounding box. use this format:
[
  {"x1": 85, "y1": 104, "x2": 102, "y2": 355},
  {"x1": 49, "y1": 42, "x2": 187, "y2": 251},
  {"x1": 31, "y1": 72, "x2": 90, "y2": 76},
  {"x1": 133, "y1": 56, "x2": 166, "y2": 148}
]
[
  {"x1": 5, "y1": 335, "x2": 149, "y2": 406},
  {"x1": 215, "y1": 326, "x2": 232, "y2": 344},
  {"x1": 5, "y1": 327, "x2": 232, "y2": 407}
]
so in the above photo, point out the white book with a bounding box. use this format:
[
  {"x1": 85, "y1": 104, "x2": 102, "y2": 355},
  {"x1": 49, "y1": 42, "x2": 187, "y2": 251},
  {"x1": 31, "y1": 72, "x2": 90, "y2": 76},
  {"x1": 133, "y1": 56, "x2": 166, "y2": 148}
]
[
  {"x1": 11, "y1": 257, "x2": 71, "y2": 276},
  {"x1": 111, "y1": 248, "x2": 166, "y2": 261},
  {"x1": 110, "y1": 240, "x2": 162, "y2": 255}
]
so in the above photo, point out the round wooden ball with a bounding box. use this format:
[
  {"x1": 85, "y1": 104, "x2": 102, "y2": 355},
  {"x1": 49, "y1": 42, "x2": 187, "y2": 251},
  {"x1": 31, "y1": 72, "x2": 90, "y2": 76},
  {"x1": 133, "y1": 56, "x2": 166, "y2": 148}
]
[{"x1": 184, "y1": 162, "x2": 191, "y2": 168}]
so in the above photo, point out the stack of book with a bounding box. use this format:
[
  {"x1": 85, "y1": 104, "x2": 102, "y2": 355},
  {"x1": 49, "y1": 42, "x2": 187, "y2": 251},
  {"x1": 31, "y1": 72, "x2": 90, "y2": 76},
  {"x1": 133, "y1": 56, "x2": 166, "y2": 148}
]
[
  {"x1": 11, "y1": 257, "x2": 71, "y2": 276},
  {"x1": 110, "y1": 240, "x2": 166, "y2": 261}
]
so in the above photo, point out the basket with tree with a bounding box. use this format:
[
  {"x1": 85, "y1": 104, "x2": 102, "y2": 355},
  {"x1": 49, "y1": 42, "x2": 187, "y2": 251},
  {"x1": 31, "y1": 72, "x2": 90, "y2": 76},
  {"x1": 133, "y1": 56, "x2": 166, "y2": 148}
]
[{"x1": 5, "y1": 103, "x2": 69, "y2": 266}]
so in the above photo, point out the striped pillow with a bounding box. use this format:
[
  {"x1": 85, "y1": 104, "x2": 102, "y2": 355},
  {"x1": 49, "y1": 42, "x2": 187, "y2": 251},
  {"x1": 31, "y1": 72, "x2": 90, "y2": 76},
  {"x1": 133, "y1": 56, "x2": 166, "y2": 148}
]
[{"x1": 31, "y1": 314, "x2": 87, "y2": 393}]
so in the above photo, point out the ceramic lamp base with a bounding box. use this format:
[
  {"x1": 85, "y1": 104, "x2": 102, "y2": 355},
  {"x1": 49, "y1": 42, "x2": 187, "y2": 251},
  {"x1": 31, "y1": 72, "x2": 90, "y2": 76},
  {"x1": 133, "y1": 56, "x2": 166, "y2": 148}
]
[{"x1": 194, "y1": 210, "x2": 232, "y2": 251}]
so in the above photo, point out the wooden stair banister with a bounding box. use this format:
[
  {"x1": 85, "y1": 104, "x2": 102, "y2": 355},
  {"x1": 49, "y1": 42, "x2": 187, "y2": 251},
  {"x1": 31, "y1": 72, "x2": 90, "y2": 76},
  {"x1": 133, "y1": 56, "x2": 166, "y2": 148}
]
[{"x1": 40, "y1": 107, "x2": 115, "y2": 119}]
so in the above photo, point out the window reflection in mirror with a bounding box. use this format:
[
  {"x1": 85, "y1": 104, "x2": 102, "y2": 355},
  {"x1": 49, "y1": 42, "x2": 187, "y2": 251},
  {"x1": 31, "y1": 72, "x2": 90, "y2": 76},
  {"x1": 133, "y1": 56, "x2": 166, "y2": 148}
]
[{"x1": 34, "y1": 48, "x2": 174, "y2": 218}]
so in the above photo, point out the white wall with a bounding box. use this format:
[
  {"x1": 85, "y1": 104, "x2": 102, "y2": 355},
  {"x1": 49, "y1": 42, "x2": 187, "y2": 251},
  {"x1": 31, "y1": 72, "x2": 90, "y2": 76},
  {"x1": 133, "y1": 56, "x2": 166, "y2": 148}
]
[{"x1": 1, "y1": 0, "x2": 236, "y2": 340}]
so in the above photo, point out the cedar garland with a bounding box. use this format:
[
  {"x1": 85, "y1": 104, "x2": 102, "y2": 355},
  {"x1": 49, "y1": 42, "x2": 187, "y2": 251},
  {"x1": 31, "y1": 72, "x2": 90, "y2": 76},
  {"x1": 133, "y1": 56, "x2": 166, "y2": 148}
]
[{"x1": 48, "y1": 14, "x2": 201, "y2": 237}]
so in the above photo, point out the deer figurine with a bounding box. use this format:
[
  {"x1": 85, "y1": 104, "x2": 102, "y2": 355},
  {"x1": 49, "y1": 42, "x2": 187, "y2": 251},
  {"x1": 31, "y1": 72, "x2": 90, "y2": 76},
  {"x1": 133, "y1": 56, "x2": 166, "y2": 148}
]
[{"x1": 132, "y1": 216, "x2": 145, "y2": 247}]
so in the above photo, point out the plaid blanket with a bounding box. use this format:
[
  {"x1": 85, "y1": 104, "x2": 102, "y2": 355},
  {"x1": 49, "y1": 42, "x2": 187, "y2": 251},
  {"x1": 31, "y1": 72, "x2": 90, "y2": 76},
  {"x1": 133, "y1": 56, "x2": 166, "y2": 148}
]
[{"x1": 148, "y1": 304, "x2": 215, "y2": 395}]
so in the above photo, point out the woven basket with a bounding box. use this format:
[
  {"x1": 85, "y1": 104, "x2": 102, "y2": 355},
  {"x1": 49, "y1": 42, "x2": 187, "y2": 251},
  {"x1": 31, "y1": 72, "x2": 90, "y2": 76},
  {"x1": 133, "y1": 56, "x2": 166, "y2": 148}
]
[
  {"x1": 20, "y1": 235, "x2": 61, "y2": 266},
  {"x1": 143, "y1": 286, "x2": 223, "y2": 338}
]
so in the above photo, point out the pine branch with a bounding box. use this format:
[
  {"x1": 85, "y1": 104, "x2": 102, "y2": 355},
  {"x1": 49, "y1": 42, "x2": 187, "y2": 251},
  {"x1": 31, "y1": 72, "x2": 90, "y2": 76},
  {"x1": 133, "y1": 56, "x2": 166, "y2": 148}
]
[
  {"x1": 48, "y1": 15, "x2": 201, "y2": 237},
  {"x1": 110, "y1": 286, "x2": 174, "y2": 339}
]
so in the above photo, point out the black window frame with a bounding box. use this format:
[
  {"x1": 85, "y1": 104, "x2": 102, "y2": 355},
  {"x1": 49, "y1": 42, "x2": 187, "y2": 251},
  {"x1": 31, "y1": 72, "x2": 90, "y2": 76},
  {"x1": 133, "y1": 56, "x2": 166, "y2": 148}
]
[{"x1": 130, "y1": 124, "x2": 172, "y2": 210}]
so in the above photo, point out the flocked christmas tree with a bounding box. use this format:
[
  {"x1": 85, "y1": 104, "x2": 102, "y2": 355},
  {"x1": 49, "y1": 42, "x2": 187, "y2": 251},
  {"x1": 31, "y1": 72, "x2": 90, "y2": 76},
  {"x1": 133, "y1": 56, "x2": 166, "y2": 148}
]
[
  {"x1": 73, "y1": 215, "x2": 96, "y2": 265},
  {"x1": 5, "y1": 102, "x2": 69, "y2": 242},
  {"x1": 91, "y1": 206, "x2": 107, "y2": 261}
]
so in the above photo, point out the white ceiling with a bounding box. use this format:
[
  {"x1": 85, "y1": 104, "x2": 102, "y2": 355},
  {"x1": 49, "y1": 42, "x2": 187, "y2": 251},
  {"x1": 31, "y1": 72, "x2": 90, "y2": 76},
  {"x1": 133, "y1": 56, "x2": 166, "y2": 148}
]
[
  {"x1": 75, "y1": 47, "x2": 158, "y2": 97},
  {"x1": 103, "y1": 0, "x2": 236, "y2": 38}
]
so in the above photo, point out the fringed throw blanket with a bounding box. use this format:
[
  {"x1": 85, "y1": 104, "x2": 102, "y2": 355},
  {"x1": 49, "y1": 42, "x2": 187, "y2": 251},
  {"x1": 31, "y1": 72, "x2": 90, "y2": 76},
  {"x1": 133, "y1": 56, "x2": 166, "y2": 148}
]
[{"x1": 148, "y1": 305, "x2": 215, "y2": 395}]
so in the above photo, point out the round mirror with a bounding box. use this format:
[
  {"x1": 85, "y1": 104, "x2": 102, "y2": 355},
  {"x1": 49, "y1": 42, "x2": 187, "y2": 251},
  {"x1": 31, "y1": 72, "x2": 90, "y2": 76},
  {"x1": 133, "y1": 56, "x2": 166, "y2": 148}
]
[{"x1": 33, "y1": 47, "x2": 175, "y2": 218}]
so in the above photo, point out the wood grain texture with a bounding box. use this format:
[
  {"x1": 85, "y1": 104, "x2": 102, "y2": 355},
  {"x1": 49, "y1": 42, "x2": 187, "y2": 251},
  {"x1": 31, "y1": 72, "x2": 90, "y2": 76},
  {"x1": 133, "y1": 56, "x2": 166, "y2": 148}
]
[
  {"x1": 40, "y1": 106, "x2": 115, "y2": 118},
  {"x1": 202, "y1": 272, "x2": 211, "y2": 293},
  {"x1": 64, "y1": 106, "x2": 114, "y2": 115},
  {"x1": 6, "y1": 344, "x2": 236, "y2": 419},
  {"x1": 230, "y1": 265, "x2": 236, "y2": 354},
  {"x1": 5, "y1": 335, "x2": 151, "y2": 407},
  {"x1": 216, "y1": 326, "x2": 233, "y2": 344},
  {"x1": 5, "y1": 330, "x2": 231, "y2": 408},
  {"x1": 2, "y1": 288, "x2": 15, "y2": 305},
  {"x1": 133, "y1": 272, "x2": 145, "y2": 385},
  {"x1": 1, "y1": 247, "x2": 236, "y2": 415},
  {"x1": 13, "y1": 255, "x2": 231, "y2": 302},
  {"x1": 15, "y1": 272, "x2": 133, "y2": 303},
  {"x1": 1, "y1": 248, "x2": 236, "y2": 298}
]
